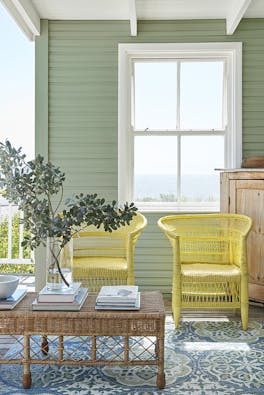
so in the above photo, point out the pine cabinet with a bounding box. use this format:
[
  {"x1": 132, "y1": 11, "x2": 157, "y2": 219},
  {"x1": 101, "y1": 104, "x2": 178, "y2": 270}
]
[{"x1": 220, "y1": 170, "x2": 264, "y2": 302}]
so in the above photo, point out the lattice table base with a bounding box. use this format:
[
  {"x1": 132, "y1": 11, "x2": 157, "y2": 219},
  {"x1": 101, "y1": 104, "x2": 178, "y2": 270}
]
[{"x1": 0, "y1": 292, "x2": 166, "y2": 389}]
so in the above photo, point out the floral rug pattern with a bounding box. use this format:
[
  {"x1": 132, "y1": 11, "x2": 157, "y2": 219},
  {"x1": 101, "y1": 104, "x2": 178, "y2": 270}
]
[{"x1": 0, "y1": 318, "x2": 263, "y2": 395}]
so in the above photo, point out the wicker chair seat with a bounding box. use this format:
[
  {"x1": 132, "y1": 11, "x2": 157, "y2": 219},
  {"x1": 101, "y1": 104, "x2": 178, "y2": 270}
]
[
  {"x1": 72, "y1": 256, "x2": 128, "y2": 279},
  {"x1": 181, "y1": 263, "x2": 241, "y2": 281}
]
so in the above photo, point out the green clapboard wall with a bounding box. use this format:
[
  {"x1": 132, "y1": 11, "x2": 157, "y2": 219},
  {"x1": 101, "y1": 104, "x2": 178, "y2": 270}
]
[{"x1": 35, "y1": 19, "x2": 264, "y2": 293}]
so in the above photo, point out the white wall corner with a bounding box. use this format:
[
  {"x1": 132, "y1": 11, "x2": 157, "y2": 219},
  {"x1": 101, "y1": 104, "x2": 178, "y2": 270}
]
[
  {"x1": 229, "y1": 42, "x2": 242, "y2": 168},
  {"x1": 0, "y1": 0, "x2": 40, "y2": 40},
  {"x1": 129, "y1": 0, "x2": 137, "y2": 36},
  {"x1": 118, "y1": 46, "x2": 129, "y2": 205},
  {"x1": 226, "y1": 0, "x2": 252, "y2": 35}
]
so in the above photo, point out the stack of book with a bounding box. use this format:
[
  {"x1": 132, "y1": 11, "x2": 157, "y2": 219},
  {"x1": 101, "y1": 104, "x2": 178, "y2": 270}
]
[
  {"x1": 95, "y1": 285, "x2": 140, "y2": 310},
  {"x1": 0, "y1": 288, "x2": 27, "y2": 310},
  {"x1": 32, "y1": 282, "x2": 88, "y2": 311}
]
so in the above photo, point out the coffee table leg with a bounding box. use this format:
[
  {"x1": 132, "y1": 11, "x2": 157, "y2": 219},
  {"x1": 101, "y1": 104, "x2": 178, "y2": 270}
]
[
  {"x1": 41, "y1": 335, "x2": 49, "y2": 355},
  {"x1": 22, "y1": 335, "x2": 32, "y2": 389},
  {"x1": 157, "y1": 371, "x2": 165, "y2": 389},
  {"x1": 58, "y1": 335, "x2": 64, "y2": 360},
  {"x1": 156, "y1": 335, "x2": 165, "y2": 389}
]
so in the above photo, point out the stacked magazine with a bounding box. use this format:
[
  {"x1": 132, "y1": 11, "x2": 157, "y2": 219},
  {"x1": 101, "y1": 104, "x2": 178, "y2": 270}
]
[
  {"x1": 95, "y1": 285, "x2": 140, "y2": 310},
  {"x1": 32, "y1": 282, "x2": 88, "y2": 311},
  {"x1": 0, "y1": 288, "x2": 27, "y2": 310}
]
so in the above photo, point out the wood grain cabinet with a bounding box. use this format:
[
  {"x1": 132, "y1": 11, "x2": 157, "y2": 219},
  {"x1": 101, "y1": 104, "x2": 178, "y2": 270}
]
[{"x1": 220, "y1": 170, "x2": 264, "y2": 302}]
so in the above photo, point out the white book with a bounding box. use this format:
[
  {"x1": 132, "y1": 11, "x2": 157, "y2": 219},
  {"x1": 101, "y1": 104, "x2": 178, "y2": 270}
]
[
  {"x1": 96, "y1": 300, "x2": 137, "y2": 306},
  {"x1": 95, "y1": 293, "x2": 140, "y2": 310},
  {"x1": 96, "y1": 285, "x2": 138, "y2": 304},
  {"x1": 0, "y1": 289, "x2": 27, "y2": 310},
  {"x1": 32, "y1": 287, "x2": 88, "y2": 311},
  {"x1": 38, "y1": 282, "x2": 81, "y2": 302}
]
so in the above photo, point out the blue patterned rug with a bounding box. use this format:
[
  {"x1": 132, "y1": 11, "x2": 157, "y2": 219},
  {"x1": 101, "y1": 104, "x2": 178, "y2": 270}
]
[{"x1": 0, "y1": 317, "x2": 263, "y2": 395}]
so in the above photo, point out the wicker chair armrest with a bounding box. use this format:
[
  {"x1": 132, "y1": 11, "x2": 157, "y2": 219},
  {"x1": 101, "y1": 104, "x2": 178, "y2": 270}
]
[
  {"x1": 231, "y1": 235, "x2": 248, "y2": 273},
  {"x1": 129, "y1": 216, "x2": 147, "y2": 241}
]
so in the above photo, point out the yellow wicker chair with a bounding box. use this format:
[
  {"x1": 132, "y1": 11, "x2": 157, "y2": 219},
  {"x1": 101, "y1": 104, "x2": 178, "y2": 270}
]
[
  {"x1": 60, "y1": 212, "x2": 147, "y2": 292},
  {"x1": 158, "y1": 214, "x2": 252, "y2": 330}
]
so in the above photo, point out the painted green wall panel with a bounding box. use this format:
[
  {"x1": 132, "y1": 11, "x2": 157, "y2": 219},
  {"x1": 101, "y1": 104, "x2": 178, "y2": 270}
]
[{"x1": 35, "y1": 18, "x2": 264, "y2": 293}]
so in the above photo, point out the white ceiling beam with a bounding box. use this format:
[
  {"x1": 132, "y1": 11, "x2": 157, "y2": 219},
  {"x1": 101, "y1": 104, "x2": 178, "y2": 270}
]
[
  {"x1": 13, "y1": 0, "x2": 40, "y2": 36},
  {"x1": 0, "y1": 0, "x2": 40, "y2": 40},
  {"x1": 226, "y1": 0, "x2": 252, "y2": 35},
  {"x1": 129, "y1": 0, "x2": 137, "y2": 36}
]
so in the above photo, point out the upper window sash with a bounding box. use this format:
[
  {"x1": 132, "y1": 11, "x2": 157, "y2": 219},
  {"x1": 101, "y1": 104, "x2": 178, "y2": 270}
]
[{"x1": 131, "y1": 58, "x2": 227, "y2": 133}]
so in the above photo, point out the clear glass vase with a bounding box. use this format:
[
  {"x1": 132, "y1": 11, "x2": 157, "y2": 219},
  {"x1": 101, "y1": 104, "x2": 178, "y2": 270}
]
[{"x1": 46, "y1": 237, "x2": 71, "y2": 291}]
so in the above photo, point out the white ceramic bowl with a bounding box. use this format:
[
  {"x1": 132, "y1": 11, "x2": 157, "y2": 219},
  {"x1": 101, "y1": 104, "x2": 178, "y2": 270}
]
[{"x1": 0, "y1": 275, "x2": 19, "y2": 299}]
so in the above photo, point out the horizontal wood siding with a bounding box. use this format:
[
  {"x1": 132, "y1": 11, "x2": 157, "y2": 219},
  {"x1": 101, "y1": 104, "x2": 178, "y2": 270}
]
[{"x1": 42, "y1": 19, "x2": 264, "y2": 293}]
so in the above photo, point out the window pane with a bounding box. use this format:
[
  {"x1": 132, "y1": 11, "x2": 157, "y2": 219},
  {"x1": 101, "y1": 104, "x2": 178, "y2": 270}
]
[
  {"x1": 134, "y1": 136, "x2": 178, "y2": 202},
  {"x1": 134, "y1": 62, "x2": 177, "y2": 130},
  {"x1": 180, "y1": 61, "x2": 224, "y2": 130},
  {"x1": 181, "y1": 136, "x2": 224, "y2": 202}
]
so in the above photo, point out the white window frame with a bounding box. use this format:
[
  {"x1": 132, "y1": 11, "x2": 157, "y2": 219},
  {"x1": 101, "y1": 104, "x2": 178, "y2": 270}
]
[{"x1": 118, "y1": 43, "x2": 242, "y2": 212}]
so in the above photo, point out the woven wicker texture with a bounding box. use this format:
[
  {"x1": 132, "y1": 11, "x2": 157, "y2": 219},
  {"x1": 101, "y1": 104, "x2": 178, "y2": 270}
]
[
  {"x1": 158, "y1": 214, "x2": 252, "y2": 330},
  {"x1": 0, "y1": 292, "x2": 165, "y2": 390},
  {"x1": 0, "y1": 292, "x2": 164, "y2": 334},
  {"x1": 60, "y1": 213, "x2": 147, "y2": 291}
]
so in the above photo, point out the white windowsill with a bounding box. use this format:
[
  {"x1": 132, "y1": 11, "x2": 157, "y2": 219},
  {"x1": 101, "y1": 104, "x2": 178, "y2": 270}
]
[{"x1": 135, "y1": 202, "x2": 220, "y2": 213}]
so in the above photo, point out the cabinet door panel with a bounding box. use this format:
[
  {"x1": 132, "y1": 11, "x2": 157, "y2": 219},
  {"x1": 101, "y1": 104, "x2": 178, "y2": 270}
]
[
  {"x1": 231, "y1": 180, "x2": 264, "y2": 301},
  {"x1": 247, "y1": 232, "x2": 263, "y2": 283}
]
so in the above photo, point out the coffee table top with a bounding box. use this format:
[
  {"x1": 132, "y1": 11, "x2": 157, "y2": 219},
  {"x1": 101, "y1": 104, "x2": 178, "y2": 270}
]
[
  {"x1": 0, "y1": 291, "x2": 165, "y2": 337},
  {"x1": 0, "y1": 291, "x2": 165, "y2": 319}
]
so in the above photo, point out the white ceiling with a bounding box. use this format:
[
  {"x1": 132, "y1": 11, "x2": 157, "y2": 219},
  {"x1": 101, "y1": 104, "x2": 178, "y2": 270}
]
[
  {"x1": 32, "y1": 0, "x2": 264, "y2": 20},
  {"x1": 1, "y1": 0, "x2": 264, "y2": 40}
]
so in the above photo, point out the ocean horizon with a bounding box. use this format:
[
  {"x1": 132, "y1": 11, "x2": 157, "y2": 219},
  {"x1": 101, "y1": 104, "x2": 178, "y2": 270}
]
[{"x1": 134, "y1": 173, "x2": 220, "y2": 201}]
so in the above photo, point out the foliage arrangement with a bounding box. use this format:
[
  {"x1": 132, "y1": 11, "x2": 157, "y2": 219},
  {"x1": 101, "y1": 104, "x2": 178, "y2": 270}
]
[{"x1": 0, "y1": 140, "x2": 137, "y2": 285}]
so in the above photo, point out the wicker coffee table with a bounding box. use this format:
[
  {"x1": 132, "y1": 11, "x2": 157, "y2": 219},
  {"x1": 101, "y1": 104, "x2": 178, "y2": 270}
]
[{"x1": 0, "y1": 291, "x2": 165, "y2": 389}]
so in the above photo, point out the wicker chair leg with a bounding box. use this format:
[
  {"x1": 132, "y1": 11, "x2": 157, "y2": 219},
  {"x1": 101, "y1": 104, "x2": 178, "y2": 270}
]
[
  {"x1": 173, "y1": 306, "x2": 181, "y2": 328},
  {"x1": 241, "y1": 274, "x2": 249, "y2": 330},
  {"x1": 241, "y1": 303, "x2": 248, "y2": 330}
]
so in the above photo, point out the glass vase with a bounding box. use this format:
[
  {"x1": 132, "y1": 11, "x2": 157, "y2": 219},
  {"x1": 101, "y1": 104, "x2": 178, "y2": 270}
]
[{"x1": 46, "y1": 237, "x2": 71, "y2": 291}]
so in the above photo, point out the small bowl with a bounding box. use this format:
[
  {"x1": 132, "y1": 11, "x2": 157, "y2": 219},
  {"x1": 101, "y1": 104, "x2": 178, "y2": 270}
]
[{"x1": 0, "y1": 275, "x2": 19, "y2": 299}]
